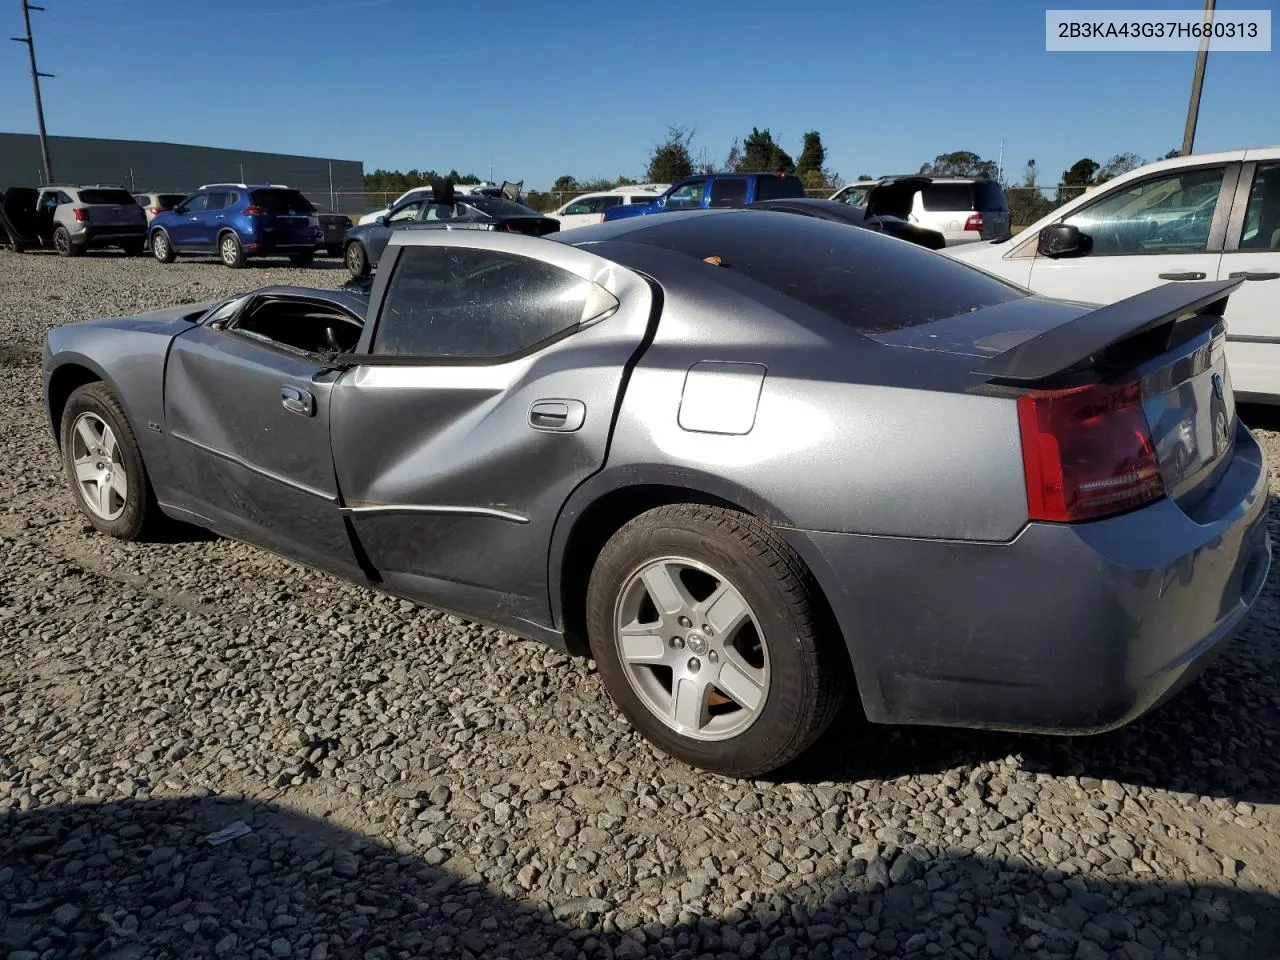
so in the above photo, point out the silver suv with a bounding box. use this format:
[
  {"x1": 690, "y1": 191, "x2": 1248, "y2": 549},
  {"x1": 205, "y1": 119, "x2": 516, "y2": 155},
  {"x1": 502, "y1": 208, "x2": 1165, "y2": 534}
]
[
  {"x1": 0, "y1": 184, "x2": 147, "y2": 256},
  {"x1": 830, "y1": 177, "x2": 1010, "y2": 244}
]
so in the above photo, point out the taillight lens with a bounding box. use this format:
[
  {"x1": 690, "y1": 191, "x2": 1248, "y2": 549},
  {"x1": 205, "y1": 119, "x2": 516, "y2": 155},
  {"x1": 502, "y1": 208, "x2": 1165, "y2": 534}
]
[
  {"x1": 1016, "y1": 380, "x2": 1164, "y2": 523},
  {"x1": 149, "y1": 207, "x2": 161, "y2": 216},
  {"x1": 242, "y1": 205, "x2": 263, "y2": 216},
  {"x1": 73, "y1": 208, "x2": 88, "y2": 222},
  {"x1": 965, "y1": 213, "x2": 983, "y2": 231}
]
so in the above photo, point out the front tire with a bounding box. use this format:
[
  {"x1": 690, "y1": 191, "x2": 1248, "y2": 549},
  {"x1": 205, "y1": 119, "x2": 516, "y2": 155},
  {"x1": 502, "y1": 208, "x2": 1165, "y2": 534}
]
[
  {"x1": 60, "y1": 382, "x2": 156, "y2": 540},
  {"x1": 345, "y1": 240, "x2": 369, "y2": 278},
  {"x1": 586, "y1": 505, "x2": 849, "y2": 777},
  {"x1": 54, "y1": 226, "x2": 80, "y2": 257},
  {"x1": 218, "y1": 231, "x2": 246, "y2": 269},
  {"x1": 151, "y1": 229, "x2": 176, "y2": 263}
]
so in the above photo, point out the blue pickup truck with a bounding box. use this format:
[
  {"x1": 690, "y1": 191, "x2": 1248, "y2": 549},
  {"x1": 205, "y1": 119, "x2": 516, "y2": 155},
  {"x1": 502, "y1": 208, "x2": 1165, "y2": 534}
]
[{"x1": 602, "y1": 171, "x2": 807, "y2": 222}]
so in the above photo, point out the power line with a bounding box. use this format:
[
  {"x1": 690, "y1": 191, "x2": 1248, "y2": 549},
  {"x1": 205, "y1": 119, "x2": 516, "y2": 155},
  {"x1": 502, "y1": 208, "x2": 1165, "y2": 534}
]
[{"x1": 10, "y1": 0, "x2": 54, "y2": 184}]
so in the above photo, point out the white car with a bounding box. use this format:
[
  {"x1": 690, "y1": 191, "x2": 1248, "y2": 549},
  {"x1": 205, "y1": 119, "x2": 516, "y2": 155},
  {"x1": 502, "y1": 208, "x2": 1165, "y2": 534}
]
[
  {"x1": 547, "y1": 185, "x2": 669, "y2": 230},
  {"x1": 948, "y1": 146, "x2": 1280, "y2": 401},
  {"x1": 358, "y1": 181, "x2": 528, "y2": 225},
  {"x1": 830, "y1": 177, "x2": 1010, "y2": 244}
]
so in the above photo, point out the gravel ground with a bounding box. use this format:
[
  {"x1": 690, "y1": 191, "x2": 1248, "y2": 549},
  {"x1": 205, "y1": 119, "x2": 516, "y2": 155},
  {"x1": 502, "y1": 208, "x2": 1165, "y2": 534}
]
[{"x1": 2, "y1": 248, "x2": 1280, "y2": 960}]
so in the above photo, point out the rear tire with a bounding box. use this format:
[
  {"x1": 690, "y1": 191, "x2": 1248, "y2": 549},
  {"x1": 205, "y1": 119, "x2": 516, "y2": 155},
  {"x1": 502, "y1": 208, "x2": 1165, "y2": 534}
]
[
  {"x1": 585, "y1": 504, "x2": 849, "y2": 777},
  {"x1": 219, "y1": 231, "x2": 246, "y2": 269},
  {"x1": 289, "y1": 252, "x2": 315, "y2": 267},
  {"x1": 151, "y1": 229, "x2": 176, "y2": 263},
  {"x1": 54, "y1": 226, "x2": 80, "y2": 257},
  {"x1": 345, "y1": 240, "x2": 369, "y2": 278},
  {"x1": 60, "y1": 382, "x2": 158, "y2": 541}
]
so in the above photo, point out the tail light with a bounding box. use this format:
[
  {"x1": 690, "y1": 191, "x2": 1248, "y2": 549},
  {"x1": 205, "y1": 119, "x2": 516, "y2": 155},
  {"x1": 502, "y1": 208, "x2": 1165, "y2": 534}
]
[
  {"x1": 1016, "y1": 380, "x2": 1164, "y2": 523},
  {"x1": 149, "y1": 207, "x2": 161, "y2": 216},
  {"x1": 965, "y1": 213, "x2": 984, "y2": 232},
  {"x1": 73, "y1": 208, "x2": 88, "y2": 222},
  {"x1": 242, "y1": 205, "x2": 263, "y2": 216}
]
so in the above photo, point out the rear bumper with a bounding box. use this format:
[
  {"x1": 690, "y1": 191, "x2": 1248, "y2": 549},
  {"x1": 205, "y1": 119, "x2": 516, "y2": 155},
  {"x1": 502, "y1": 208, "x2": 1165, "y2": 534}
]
[
  {"x1": 785, "y1": 421, "x2": 1271, "y2": 734},
  {"x1": 72, "y1": 224, "x2": 146, "y2": 246}
]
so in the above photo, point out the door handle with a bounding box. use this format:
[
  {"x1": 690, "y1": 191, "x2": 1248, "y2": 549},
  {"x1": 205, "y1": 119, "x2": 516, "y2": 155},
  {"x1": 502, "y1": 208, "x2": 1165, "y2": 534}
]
[
  {"x1": 528, "y1": 399, "x2": 585, "y2": 432},
  {"x1": 215, "y1": 214, "x2": 226, "y2": 220},
  {"x1": 1158, "y1": 271, "x2": 1206, "y2": 281},
  {"x1": 1228, "y1": 271, "x2": 1280, "y2": 281},
  {"x1": 281, "y1": 385, "x2": 315, "y2": 417},
  {"x1": 188, "y1": 216, "x2": 199, "y2": 221}
]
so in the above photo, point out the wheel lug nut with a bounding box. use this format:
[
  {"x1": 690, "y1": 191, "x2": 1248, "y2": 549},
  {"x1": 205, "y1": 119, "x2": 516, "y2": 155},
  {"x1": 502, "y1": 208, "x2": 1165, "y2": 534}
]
[
  {"x1": 670, "y1": 637, "x2": 685, "y2": 649},
  {"x1": 702, "y1": 623, "x2": 713, "y2": 636},
  {"x1": 687, "y1": 657, "x2": 701, "y2": 673},
  {"x1": 677, "y1": 616, "x2": 692, "y2": 628},
  {"x1": 708, "y1": 650, "x2": 719, "y2": 664}
]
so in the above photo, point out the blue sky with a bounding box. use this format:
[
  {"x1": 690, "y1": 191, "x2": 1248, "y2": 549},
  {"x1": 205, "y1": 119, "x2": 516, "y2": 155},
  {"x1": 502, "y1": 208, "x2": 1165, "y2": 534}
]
[{"x1": 1, "y1": 0, "x2": 1275, "y2": 189}]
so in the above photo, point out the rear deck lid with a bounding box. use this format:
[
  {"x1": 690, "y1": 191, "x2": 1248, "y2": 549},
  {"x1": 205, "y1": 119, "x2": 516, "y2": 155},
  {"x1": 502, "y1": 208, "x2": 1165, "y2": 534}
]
[{"x1": 79, "y1": 188, "x2": 144, "y2": 226}]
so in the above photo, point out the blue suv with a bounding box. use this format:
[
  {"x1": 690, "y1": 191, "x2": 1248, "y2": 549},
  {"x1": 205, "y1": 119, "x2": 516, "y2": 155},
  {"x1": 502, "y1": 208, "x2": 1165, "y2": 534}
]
[
  {"x1": 149, "y1": 184, "x2": 322, "y2": 268},
  {"x1": 603, "y1": 172, "x2": 807, "y2": 222}
]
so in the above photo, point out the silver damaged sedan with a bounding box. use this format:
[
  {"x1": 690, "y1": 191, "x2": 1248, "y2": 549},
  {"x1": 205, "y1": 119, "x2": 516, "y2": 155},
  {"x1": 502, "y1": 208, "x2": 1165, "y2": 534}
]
[{"x1": 41, "y1": 210, "x2": 1271, "y2": 776}]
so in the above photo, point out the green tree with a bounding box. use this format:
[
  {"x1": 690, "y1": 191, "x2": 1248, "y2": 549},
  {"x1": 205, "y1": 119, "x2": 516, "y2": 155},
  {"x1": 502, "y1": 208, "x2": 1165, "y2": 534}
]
[
  {"x1": 1161, "y1": 148, "x2": 1182, "y2": 160},
  {"x1": 738, "y1": 127, "x2": 794, "y2": 172},
  {"x1": 919, "y1": 151, "x2": 997, "y2": 178},
  {"x1": 647, "y1": 125, "x2": 696, "y2": 183},
  {"x1": 723, "y1": 138, "x2": 743, "y2": 173},
  {"x1": 1096, "y1": 152, "x2": 1144, "y2": 183},
  {"x1": 552, "y1": 175, "x2": 579, "y2": 193},
  {"x1": 1023, "y1": 158, "x2": 1038, "y2": 189},
  {"x1": 796, "y1": 131, "x2": 826, "y2": 179},
  {"x1": 1058, "y1": 157, "x2": 1099, "y2": 204}
]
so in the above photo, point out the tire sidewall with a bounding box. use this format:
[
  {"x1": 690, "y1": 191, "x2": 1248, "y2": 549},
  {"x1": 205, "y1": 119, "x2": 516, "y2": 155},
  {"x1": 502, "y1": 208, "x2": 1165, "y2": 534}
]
[
  {"x1": 346, "y1": 241, "x2": 367, "y2": 277},
  {"x1": 54, "y1": 226, "x2": 75, "y2": 257},
  {"x1": 586, "y1": 512, "x2": 823, "y2": 774},
  {"x1": 152, "y1": 230, "x2": 174, "y2": 263},
  {"x1": 219, "y1": 232, "x2": 245, "y2": 268},
  {"x1": 60, "y1": 384, "x2": 149, "y2": 540}
]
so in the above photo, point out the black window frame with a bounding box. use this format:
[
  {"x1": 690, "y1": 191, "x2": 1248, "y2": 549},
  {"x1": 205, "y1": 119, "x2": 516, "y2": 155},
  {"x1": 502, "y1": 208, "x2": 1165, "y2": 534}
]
[
  {"x1": 363, "y1": 244, "x2": 611, "y2": 366},
  {"x1": 219, "y1": 293, "x2": 364, "y2": 362},
  {"x1": 709, "y1": 178, "x2": 748, "y2": 208},
  {"x1": 1224, "y1": 159, "x2": 1280, "y2": 253}
]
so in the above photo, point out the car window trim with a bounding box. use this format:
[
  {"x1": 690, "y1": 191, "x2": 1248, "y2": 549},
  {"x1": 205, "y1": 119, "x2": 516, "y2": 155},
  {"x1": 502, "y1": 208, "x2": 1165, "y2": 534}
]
[
  {"x1": 1222, "y1": 160, "x2": 1267, "y2": 253},
  {"x1": 1045, "y1": 161, "x2": 1239, "y2": 259}
]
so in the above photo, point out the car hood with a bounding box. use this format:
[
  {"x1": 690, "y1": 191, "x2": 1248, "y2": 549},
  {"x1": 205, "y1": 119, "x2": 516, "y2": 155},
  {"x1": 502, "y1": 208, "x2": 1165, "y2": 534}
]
[
  {"x1": 81, "y1": 301, "x2": 217, "y2": 332},
  {"x1": 943, "y1": 238, "x2": 1009, "y2": 263}
]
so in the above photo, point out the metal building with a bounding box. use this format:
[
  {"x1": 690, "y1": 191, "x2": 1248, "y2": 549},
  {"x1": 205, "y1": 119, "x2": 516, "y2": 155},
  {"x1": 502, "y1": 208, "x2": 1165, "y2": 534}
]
[{"x1": 0, "y1": 132, "x2": 366, "y2": 213}]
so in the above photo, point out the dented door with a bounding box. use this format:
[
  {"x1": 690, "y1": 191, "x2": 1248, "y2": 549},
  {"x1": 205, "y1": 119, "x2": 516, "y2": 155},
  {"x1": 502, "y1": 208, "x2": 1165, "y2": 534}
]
[{"x1": 330, "y1": 235, "x2": 655, "y2": 634}]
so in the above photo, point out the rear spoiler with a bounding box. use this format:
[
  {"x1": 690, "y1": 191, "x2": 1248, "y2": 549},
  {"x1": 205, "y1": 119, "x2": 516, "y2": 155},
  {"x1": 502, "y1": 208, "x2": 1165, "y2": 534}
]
[{"x1": 982, "y1": 278, "x2": 1243, "y2": 384}]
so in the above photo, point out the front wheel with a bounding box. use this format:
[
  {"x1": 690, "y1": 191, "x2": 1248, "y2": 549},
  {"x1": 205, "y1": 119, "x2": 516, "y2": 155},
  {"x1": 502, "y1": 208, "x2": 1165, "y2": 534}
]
[
  {"x1": 219, "y1": 232, "x2": 246, "y2": 269},
  {"x1": 60, "y1": 382, "x2": 157, "y2": 540},
  {"x1": 586, "y1": 505, "x2": 849, "y2": 777},
  {"x1": 151, "y1": 230, "x2": 176, "y2": 263},
  {"x1": 345, "y1": 241, "x2": 369, "y2": 278}
]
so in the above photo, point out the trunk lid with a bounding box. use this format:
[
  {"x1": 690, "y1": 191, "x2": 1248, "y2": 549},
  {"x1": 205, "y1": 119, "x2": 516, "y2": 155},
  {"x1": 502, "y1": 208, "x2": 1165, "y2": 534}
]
[
  {"x1": 873, "y1": 279, "x2": 1244, "y2": 510},
  {"x1": 79, "y1": 188, "x2": 145, "y2": 226}
]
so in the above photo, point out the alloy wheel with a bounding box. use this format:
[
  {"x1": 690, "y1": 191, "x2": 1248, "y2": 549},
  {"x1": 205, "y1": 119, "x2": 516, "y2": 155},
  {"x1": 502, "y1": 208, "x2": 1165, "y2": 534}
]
[
  {"x1": 613, "y1": 556, "x2": 770, "y2": 741},
  {"x1": 69, "y1": 412, "x2": 128, "y2": 521}
]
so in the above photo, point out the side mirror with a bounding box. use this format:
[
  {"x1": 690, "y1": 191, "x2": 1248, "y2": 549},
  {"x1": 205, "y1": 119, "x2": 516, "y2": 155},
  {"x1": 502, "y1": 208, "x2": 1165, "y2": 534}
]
[
  {"x1": 1037, "y1": 223, "x2": 1091, "y2": 259},
  {"x1": 375, "y1": 215, "x2": 386, "y2": 225}
]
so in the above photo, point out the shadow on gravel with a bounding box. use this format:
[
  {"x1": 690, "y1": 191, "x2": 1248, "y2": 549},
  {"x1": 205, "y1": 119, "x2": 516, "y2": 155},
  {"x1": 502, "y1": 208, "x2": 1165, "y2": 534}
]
[{"x1": 1, "y1": 794, "x2": 1276, "y2": 959}]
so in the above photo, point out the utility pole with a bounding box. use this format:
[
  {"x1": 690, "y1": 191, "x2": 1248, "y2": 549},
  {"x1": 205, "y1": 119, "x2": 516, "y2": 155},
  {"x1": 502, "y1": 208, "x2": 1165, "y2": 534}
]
[
  {"x1": 11, "y1": 0, "x2": 54, "y2": 184},
  {"x1": 1181, "y1": 0, "x2": 1215, "y2": 156}
]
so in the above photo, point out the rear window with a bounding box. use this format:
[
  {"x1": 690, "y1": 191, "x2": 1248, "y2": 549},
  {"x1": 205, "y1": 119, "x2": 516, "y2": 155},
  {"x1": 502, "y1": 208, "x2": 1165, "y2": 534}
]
[
  {"x1": 628, "y1": 213, "x2": 1024, "y2": 332},
  {"x1": 251, "y1": 189, "x2": 315, "y2": 214},
  {"x1": 78, "y1": 188, "x2": 136, "y2": 205},
  {"x1": 754, "y1": 175, "x2": 806, "y2": 202},
  {"x1": 157, "y1": 194, "x2": 185, "y2": 209},
  {"x1": 920, "y1": 183, "x2": 976, "y2": 211},
  {"x1": 973, "y1": 181, "x2": 1007, "y2": 212}
]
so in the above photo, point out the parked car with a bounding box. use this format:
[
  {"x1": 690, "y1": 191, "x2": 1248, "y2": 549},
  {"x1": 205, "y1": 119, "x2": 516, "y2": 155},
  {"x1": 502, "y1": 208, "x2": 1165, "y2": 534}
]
[
  {"x1": 602, "y1": 172, "x2": 806, "y2": 221},
  {"x1": 358, "y1": 181, "x2": 529, "y2": 225},
  {"x1": 40, "y1": 209, "x2": 1269, "y2": 776},
  {"x1": 752, "y1": 177, "x2": 946, "y2": 250},
  {"x1": 547, "y1": 185, "x2": 669, "y2": 230},
  {"x1": 343, "y1": 193, "x2": 558, "y2": 277},
  {"x1": 148, "y1": 183, "x2": 322, "y2": 269},
  {"x1": 947, "y1": 147, "x2": 1280, "y2": 401},
  {"x1": 313, "y1": 210, "x2": 353, "y2": 258},
  {"x1": 0, "y1": 184, "x2": 146, "y2": 256},
  {"x1": 832, "y1": 176, "x2": 1010, "y2": 244},
  {"x1": 133, "y1": 192, "x2": 187, "y2": 225}
]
